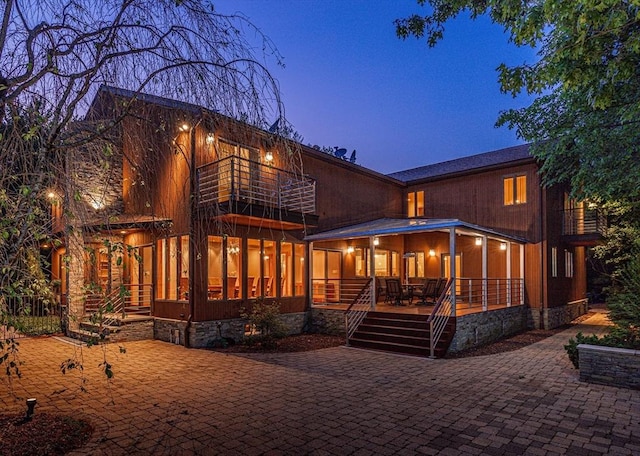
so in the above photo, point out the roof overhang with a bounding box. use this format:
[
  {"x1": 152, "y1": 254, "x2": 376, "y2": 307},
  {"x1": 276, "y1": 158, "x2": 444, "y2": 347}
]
[{"x1": 305, "y1": 218, "x2": 528, "y2": 244}]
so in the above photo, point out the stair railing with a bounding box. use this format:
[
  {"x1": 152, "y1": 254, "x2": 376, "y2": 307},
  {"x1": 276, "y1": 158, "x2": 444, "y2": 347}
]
[
  {"x1": 344, "y1": 278, "x2": 373, "y2": 346},
  {"x1": 427, "y1": 279, "x2": 454, "y2": 358}
]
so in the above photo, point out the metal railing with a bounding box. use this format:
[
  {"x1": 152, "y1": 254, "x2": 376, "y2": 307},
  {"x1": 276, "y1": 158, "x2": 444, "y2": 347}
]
[
  {"x1": 458, "y1": 278, "x2": 525, "y2": 310},
  {"x1": 344, "y1": 278, "x2": 373, "y2": 345},
  {"x1": 562, "y1": 207, "x2": 607, "y2": 236},
  {"x1": 84, "y1": 283, "x2": 152, "y2": 326},
  {"x1": 1, "y1": 294, "x2": 62, "y2": 339},
  {"x1": 197, "y1": 156, "x2": 316, "y2": 214},
  {"x1": 427, "y1": 279, "x2": 453, "y2": 358},
  {"x1": 312, "y1": 278, "x2": 371, "y2": 305}
]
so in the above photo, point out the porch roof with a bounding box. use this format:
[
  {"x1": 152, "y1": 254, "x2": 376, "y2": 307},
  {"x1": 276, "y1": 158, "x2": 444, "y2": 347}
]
[{"x1": 305, "y1": 218, "x2": 528, "y2": 243}]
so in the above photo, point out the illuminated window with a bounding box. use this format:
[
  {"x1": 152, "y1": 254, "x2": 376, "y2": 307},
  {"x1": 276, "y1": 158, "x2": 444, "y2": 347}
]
[
  {"x1": 207, "y1": 236, "x2": 223, "y2": 300},
  {"x1": 156, "y1": 235, "x2": 189, "y2": 301},
  {"x1": 503, "y1": 175, "x2": 527, "y2": 205},
  {"x1": 565, "y1": 250, "x2": 574, "y2": 278},
  {"x1": 407, "y1": 190, "x2": 425, "y2": 217}
]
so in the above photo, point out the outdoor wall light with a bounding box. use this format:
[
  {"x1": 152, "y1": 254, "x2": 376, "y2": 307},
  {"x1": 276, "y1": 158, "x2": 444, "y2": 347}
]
[
  {"x1": 178, "y1": 122, "x2": 190, "y2": 132},
  {"x1": 26, "y1": 398, "x2": 37, "y2": 421},
  {"x1": 47, "y1": 191, "x2": 56, "y2": 199},
  {"x1": 475, "y1": 237, "x2": 482, "y2": 246},
  {"x1": 373, "y1": 237, "x2": 379, "y2": 246},
  {"x1": 205, "y1": 133, "x2": 215, "y2": 145},
  {"x1": 429, "y1": 249, "x2": 436, "y2": 257},
  {"x1": 500, "y1": 242, "x2": 508, "y2": 251},
  {"x1": 346, "y1": 246, "x2": 355, "y2": 254},
  {"x1": 265, "y1": 151, "x2": 274, "y2": 162}
]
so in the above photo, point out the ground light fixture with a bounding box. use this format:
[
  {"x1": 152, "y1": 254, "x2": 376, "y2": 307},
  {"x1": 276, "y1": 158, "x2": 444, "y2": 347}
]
[{"x1": 26, "y1": 398, "x2": 37, "y2": 421}]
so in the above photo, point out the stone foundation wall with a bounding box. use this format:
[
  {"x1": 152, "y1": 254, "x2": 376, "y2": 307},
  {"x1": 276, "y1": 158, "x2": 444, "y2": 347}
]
[
  {"x1": 110, "y1": 320, "x2": 154, "y2": 343},
  {"x1": 154, "y1": 313, "x2": 308, "y2": 348},
  {"x1": 450, "y1": 306, "x2": 528, "y2": 353},
  {"x1": 531, "y1": 299, "x2": 589, "y2": 330},
  {"x1": 578, "y1": 344, "x2": 640, "y2": 389},
  {"x1": 310, "y1": 308, "x2": 346, "y2": 336}
]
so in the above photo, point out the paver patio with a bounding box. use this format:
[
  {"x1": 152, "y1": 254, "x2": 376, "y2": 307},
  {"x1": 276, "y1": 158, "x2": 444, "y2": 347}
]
[{"x1": 1, "y1": 310, "x2": 638, "y2": 455}]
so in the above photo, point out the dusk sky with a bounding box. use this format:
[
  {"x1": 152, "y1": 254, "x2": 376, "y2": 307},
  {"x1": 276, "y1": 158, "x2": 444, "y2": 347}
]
[{"x1": 215, "y1": 1, "x2": 537, "y2": 174}]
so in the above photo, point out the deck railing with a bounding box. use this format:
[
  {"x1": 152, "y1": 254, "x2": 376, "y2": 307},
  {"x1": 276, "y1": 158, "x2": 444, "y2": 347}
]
[
  {"x1": 562, "y1": 207, "x2": 607, "y2": 236},
  {"x1": 84, "y1": 283, "x2": 152, "y2": 325},
  {"x1": 344, "y1": 278, "x2": 373, "y2": 345},
  {"x1": 312, "y1": 278, "x2": 370, "y2": 305},
  {"x1": 457, "y1": 278, "x2": 525, "y2": 311},
  {"x1": 427, "y1": 279, "x2": 453, "y2": 358},
  {"x1": 197, "y1": 156, "x2": 316, "y2": 214}
]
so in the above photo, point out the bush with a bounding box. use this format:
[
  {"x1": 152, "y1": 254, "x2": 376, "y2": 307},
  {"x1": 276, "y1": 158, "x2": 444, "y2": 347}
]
[
  {"x1": 564, "y1": 332, "x2": 602, "y2": 369},
  {"x1": 564, "y1": 330, "x2": 639, "y2": 369},
  {"x1": 240, "y1": 300, "x2": 288, "y2": 349}
]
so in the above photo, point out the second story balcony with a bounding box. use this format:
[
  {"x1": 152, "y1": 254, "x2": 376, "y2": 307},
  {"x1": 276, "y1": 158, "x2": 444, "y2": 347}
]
[
  {"x1": 561, "y1": 206, "x2": 607, "y2": 245},
  {"x1": 197, "y1": 156, "x2": 317, "y2": 225}
]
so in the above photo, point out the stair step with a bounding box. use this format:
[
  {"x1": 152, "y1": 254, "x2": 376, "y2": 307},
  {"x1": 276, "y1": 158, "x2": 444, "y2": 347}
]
[
  {"x1": 349, "y1": 338, "x2": 447, "y2": 357},
  {"x1": 357, "y1": 324, "x2": 430, "y2": 338},
  {"x1": 68, "y1": 329, "x2": 111, "y2": 344},
  {"x1": 352, "y1": 330, "x2": 430, "y2": 346}
]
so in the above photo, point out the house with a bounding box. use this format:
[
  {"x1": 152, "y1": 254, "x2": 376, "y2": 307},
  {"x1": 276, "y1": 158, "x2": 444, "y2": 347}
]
[{"x1": 47, "y1": 86, "x2": 603, "y2": 355}]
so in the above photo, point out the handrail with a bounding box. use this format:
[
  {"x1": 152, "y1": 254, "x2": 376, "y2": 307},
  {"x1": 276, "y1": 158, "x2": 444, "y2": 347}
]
[
  {"x1": 427, "y1": 279, "x2": 453, "y2": 358},
  {"x1": 344, "y1": 278, "x2": 373, "y2": 345},
  {"x1": 85, "y1": 283, "x2": 152, "y2": 327}
]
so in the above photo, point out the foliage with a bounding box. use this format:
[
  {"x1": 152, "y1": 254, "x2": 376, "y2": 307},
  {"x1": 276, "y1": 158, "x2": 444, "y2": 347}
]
[
  {"x1": 564, "y1": 332, "x2": 602, "y2": 369},
  {"x1": 396, "y1": 1, "x2": 640, "y2": 205},
  {"x1": 240, "y1": 300, "x2": 289, "y2": 349}
]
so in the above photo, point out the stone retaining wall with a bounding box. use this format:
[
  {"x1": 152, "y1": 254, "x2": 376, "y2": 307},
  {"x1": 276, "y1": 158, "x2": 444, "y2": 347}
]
[
  {"x1": 449, "y1": 305, "x2": 528, "y2": 352},
  {"x1": 110, "y1": 320, "x2": 154, "y2": 343},
  {"x1": 310, "y1": 308, "x2": 346, "y2": 336},
  {"x1": 531, "y1": 299, "x2": 589, "y2": 329},
  {"x1": 154, "y1": 313, "x2": 308, "y2": 348},
  {"x1": 578, "y1": 344, "x2": 640, "y2": 389}
]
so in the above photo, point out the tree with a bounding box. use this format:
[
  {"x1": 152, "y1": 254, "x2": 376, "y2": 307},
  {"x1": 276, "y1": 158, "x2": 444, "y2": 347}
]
[
  {"x1": 0, "y1": 0, "x2": 290, "y2": 387},
  {"x1": 396, "y1": 0, "x2": 640, "y2": 346},
  {"x1": 396, "y1": 0, "x2": 640, "y2": 205}
]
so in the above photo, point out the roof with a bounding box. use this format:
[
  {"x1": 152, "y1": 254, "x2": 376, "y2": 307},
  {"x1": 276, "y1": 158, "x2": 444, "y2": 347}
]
[
  {"x1": 305, "y1": 217, "x2": 527, "y2": 243},
  {"x1": 387, "y1": 144, "x2": 533, "y2": 183}
]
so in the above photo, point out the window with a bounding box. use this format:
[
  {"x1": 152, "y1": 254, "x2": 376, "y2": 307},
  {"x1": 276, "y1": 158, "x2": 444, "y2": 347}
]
[
  {"x1": 355, "y1": 248, "x2": 399, "y2": 277},
  {"x1": 565, "y1": 250, "x2": 574, "y2": 278},
  {"x1": 551, "y1": 247, "x2": 558, "y2": 278},
  {"x1": 294, "y1": 244, "x2": 305, "y2": 296},
  {"x1": 407, "y1": 190, "x2": 425, "y2": 217},
  {"x1": 406, "y1": 251, "x2": 425, "y2": 278},
  {"x1": 226, "y1": 237, "x2": 242, "y2": 299},
  {"x1": 503, "y1": 175, "x2": 527, "y2": 205},
  {"x1": 207, "y1": 236, "x2": 223, "y2": 300}
]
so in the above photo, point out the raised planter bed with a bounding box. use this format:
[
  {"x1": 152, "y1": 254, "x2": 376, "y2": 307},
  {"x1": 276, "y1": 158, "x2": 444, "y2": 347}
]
[{"x1": 577, "y1": 343, "x2": 640, "y2": 389}]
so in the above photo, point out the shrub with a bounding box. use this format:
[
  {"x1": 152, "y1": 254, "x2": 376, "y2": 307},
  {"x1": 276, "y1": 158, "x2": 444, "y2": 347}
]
[{"x1": 240, "y1": 300, "x2": 288, "y2": 349}]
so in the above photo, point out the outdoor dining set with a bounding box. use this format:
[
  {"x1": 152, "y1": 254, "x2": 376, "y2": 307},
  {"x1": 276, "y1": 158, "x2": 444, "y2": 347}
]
[{"x1": 378, "y1": 277, "x2": 448, "y2": 307}]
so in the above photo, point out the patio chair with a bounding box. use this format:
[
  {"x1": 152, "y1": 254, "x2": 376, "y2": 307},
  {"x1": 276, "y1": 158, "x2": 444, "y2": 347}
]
[
  {"x1": 415, "y1": 278, "x2": 438, "y2": 305},
  {"x1": 385, "y1": 278, "x2": 412, "y2": 306}
]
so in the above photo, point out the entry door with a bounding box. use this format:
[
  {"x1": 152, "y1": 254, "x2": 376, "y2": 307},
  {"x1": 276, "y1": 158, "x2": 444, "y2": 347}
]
[
  {"x1": 442, "y1": 254, "x2": 462, "y2": 295},
  {"x1": 312, "y1": 249, "x2": 341, "y2": 302}
]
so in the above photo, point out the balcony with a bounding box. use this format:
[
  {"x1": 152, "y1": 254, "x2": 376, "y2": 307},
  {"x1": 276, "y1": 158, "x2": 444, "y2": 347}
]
[
  {"x1": 197, "y1": 156, "x2": 316, "y2": 223},
  {"x1": 561, "y1": 207, "x2": 607, "y2": 245}
]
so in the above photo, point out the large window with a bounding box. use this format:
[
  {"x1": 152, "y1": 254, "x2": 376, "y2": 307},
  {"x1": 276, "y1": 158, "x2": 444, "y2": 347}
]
[
  {"x1": 226, "y1": 236, "x2": 242, "y2": 299},
  {"x1": 503, "y1": 175, "x2": 527, "y2": 205},
  {"x1": 355, "y1": 248, "x2": 400, "y2": 277},
  {"x1": 407, "y1": 190, "x2": 425, "y2": 217},
  {"x1": 207, "y1": 236, "x2": 223, "y2": 300},
  {"x1": 406, "y1": 251, "x2": 425, "y2": 278}
]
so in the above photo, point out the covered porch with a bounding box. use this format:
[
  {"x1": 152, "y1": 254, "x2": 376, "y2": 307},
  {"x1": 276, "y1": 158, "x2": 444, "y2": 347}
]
[{"x1": 306, "y1": 218, "x2": 527, "y2": 316}]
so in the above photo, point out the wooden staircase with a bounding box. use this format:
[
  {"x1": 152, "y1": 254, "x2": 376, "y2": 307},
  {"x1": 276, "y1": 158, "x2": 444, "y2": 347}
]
[{"x1": 348, "y1": 311, "x2": 456, "y2": 358}]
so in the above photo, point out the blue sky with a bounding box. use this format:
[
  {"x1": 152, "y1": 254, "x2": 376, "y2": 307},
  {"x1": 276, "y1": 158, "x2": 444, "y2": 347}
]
[{"x1": 214, "y1": 0, "x2": 537, "y2": 174}]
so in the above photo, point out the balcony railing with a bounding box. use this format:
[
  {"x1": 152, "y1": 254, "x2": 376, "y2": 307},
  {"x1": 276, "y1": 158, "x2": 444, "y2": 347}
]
[
  {"x1": 197, "y1": 156, "x2": 316, "y2": 214},
  {"x1": 562, "y1": 207, "x2": 607, "y2": 236}
]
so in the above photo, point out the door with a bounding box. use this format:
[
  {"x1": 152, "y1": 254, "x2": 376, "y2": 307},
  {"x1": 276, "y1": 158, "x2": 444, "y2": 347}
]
[{"x1": 312, "y1": 249, "x2": 342, "y2": 303}]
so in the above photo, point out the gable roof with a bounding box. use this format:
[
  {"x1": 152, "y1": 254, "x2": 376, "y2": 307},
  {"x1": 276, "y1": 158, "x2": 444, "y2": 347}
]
[{"x1": 387, "y1": 144, "x2": 533, "y2": 184}]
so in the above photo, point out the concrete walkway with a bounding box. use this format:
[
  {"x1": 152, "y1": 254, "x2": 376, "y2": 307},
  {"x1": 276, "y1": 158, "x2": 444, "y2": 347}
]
[{"x1": 1, "y1": 310, "x2": 638, "y2": 455}]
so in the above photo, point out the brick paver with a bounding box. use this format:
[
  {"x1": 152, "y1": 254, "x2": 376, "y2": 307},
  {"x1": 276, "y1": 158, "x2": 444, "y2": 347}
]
[{"x1": 1, "y1": 310, "x2": 638, "y2": 455}]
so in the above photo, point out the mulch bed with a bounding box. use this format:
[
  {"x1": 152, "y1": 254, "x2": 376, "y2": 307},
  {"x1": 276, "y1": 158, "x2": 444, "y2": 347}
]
[{"x1": 0, "y1": 413, "x2": 92, "y2": 456}]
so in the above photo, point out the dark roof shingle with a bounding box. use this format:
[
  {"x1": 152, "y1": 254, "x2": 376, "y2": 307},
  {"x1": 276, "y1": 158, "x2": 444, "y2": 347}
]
[{"x1": 387, "y1": 144, "x2": 532, "y2": 183}]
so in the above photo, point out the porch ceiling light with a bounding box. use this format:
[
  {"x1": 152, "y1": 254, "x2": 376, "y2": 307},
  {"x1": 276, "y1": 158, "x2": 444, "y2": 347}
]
[
  {"x1": 500, "y1": 242, "x2": 507, "y2": 251},
  {"x1": 265, "y1": 151, "x2": 274, "y2": 162},
  {"x1": 178, "y1": 122, "x2": 190, "y2": 132},
  {"x1": 475, "y1": 237, "x2": 482, "y2": 246}
]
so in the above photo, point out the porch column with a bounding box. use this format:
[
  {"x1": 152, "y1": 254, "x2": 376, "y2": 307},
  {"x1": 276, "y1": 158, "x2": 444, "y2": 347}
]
[
  {"x1": 482, "y1": 235, "x2": 488, "y2": 312},
  {"x1": 449, "y1": 227, "x2": 456, "y2": 316},
  {"x1": 506, "y1": 242, "x2": 512, "y2": 307},
  {"x1": 307, "y1": 241, "x2": 314, "y2": 309},
  {"x1": 520, "y1": 244, "x2": 525, "y2": 305},
  {"x1": 369, "y1": 236, "x2": 376, "y2": 310}
]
